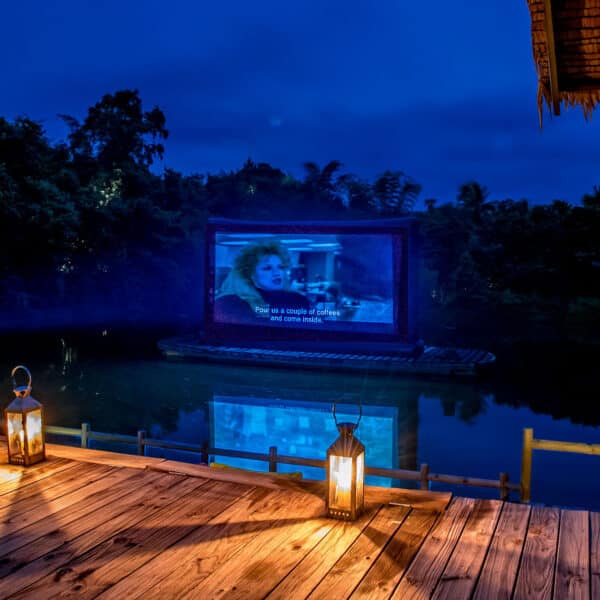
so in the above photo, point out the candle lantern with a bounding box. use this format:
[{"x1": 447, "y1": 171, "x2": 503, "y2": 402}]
[
  {"x1": 326, "y1": 402, "x2": 365, "y2": 520},
  {"x1": 5, "y1": 366, "x2": 45, "y2": 466}
]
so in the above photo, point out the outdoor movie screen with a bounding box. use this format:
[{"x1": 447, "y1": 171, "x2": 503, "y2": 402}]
[{"x1": 211, "y1": 231, "x2": 399, "y2": 335}]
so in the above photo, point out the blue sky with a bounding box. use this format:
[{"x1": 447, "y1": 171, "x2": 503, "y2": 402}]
[{"x1": 2, "y1": 0, "x2": 598, "y2": 204}]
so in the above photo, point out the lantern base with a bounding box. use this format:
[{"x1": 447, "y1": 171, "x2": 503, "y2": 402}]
[
  {"x1": 8, "y1": 452, "x2": 46, "y2": 467},
  {"x1": 327, "y1": 507, "x2": 362, "y2": 521}
]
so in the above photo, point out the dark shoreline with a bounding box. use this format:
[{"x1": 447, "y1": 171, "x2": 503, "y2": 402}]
[{"x1": 0, "y1": 323, "x2": 597, "y2": 384}]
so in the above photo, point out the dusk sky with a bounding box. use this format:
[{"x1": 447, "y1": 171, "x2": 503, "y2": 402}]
[{"x1": 2, "y1": 0, "x2": 599, "y2": 205}]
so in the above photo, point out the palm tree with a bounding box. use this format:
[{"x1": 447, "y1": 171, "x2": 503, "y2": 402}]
[
  {"x1": 372, "y1": 170, "x2": 421, "y2": 215},
  {"x1": 302, "y1": 160, "x2": 345, "y2": 213}
]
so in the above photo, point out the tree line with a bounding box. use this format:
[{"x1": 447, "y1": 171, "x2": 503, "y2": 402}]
[{"x1": 0, "y1": 89, "x2": 598, "y2": 372}]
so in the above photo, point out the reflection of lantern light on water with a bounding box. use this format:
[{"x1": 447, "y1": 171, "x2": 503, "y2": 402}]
[{"x1": 5, "y1": 366, "x2": 45, "y2": 467}]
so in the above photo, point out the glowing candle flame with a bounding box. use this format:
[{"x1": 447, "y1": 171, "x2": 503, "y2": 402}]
[{"x1": 330, "y1": 455, "x2": 352, "y2": 510}]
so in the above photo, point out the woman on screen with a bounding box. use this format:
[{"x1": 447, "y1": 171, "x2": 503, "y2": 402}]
[{"x1": 214, "y1": 241, "x2": 310, "y2": 324}]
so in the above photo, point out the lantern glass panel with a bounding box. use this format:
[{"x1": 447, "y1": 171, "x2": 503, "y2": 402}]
[
  {"x1": 7, "y1": 412, "x2": 25, "y2": 459},
  {"x1": 26, "y1": 409, "x2": 43, "y2": 455},
  {"x1": 356, "y1": 451, "x2": 365, "y2": 511},
  {"x1": 329, "y1": 454, "x2": 353, "y2": 511}
]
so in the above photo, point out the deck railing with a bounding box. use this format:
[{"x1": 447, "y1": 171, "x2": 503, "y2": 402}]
[
  {"x1": 520, "y1": 427, "x2": 600, "y2": 502},
  {"x1": 45, "y1": 423, "x2": 520, "y2": 500},
  {"x1": 42, "y1": 424, "x2": 600, "y2": 503}
]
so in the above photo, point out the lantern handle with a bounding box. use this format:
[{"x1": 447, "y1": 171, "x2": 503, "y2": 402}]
[
  {"x1": 332, "y1": 400, "x2": 362, "y2": 430},
  {"x1": 11, "y1": 365, "x2": 32, "y2": 394}
]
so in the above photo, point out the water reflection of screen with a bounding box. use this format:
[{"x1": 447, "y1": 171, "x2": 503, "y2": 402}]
[
  {"x1": 210, "y1": 396, "x2": 398, "y2": 484},
  {"x1": 213, "y1": 233, "x2": 395, "y2": 334}
]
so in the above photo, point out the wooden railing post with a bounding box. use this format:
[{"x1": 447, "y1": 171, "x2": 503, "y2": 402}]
[
  {"x1": 269, "y1": 446, "x2": 278, "y2": 472},
  {"x1": 420, "y1": 464, "x2": 430, "y2": 490},
  {"x1": 499, "y1": 472, "x2": 509, "y2": 501},
  {"x1": 521, "y1": 428, "x2": 534, "y2": 503},
  {"x1": 137, "y1": 430, "x2": 146, "y2": 456},
  {"x1": 81, "y1": 423, "x2": 90, "y2": 449}
]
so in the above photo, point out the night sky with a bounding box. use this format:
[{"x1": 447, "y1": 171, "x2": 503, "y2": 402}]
[{"x1": 3, "y1": 0, "x2": 599, "y2": 205}]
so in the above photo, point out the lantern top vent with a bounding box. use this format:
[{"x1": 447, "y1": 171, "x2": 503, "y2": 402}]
[
  {"x1": 332, "y1": 401, "x2": 362, "y2": 434},
  {"x1": 336, "y1": 422, "x2": 358, "y2": 436},
  {"x1": 11, "y1": 365, "x2": 32, "y2": 398},
  {"x1": 8, "y1": 365, "x2": 40, "y2": 411}
]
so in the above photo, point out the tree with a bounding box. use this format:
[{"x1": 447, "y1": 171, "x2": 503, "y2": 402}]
[
  {"x1": 582, "y1": 186, "x2": 600, "y2": 210},
  {"x1": 372, "y1": 170, "x2": 421, "y2": 215},
  {"x1": 424, "y1": 198, "x2": 437, "y2": 212},
  {"x1": 456, "y1": 181, "x2": 489, "y2": 223},
  {"x1": 302, "y1": 160, "x2": 345, "y2": 212},
  {"x1": 0, "y1": 116, "x2": 79, "y2": 278},
  {"x1": 337, "y1": 173, "x2": 374, "y2": 214},
  {"x1": 61, "y1": 89, "x2": 168, "y2": 193}
]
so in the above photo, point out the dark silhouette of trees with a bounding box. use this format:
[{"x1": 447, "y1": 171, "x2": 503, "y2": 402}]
[
  {"x1": 372, "y1": 170, "x2": 421, "y2": 215},
  {"x1": 301, "y1": 160, "x2": 345, "y2": 214},
  {"x1": 61, "y1": 89, "x2": 168, "y2": 198},
  {"x1": 0, "y1": 89, "x2": 598, "y2": 371},
  {"x1": 419, "y1": 183, "x2": 600, "y2": 355},
  {"x1": 62, "y1": 89, "x2": 168, "y2": 171},
  {"x1": 0, "y1": 116, "x2": 79, "y2": 283}
]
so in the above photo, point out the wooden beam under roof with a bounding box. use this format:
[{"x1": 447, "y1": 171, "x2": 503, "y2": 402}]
[{"x1": 543, "y1": 0, "x2": 562, "y2": 114}]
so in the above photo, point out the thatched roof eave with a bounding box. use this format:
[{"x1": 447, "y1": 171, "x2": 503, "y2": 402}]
[{"x1": 527, "y1": 0, "x2": 600, "y2": 124}]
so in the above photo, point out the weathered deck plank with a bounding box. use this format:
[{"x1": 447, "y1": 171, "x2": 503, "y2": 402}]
[
  {"x1": 0, "y1": 446, "x2": 597, "y2": 600},
  {"x1": 0, "y1": 466, "x2": 127, "y2": 555},
  {"x1": 268, "y1": 508, "x2": 378, "y2": 600},
  {"x1": 142, "y1": 488, "x2": 329, "y2": 600},
  {"x1": 349, "y1": 508, "x2": 439, "y2": 599},
  {"x1": 554, "y1": 509, "x2": 589, "y2": 600},
  {"x1": 0, "y1": 466, "x2": 139, "y2": 552},
  {"x1": 363, "y1": 487, "x2": 451, "y2": 513},
  {"x1": 202, "y1": 513, "x2": 332, "y2": 600},
  {"x1": 308, "y1": 504, "x2": 410, "y2": 599},
  {"x1": 159, "y1": 460, "x2": 452, "y2": 510},
  {"x1": 0, "y1": 472, "x2": 206, "y2": 597},
  {"x1": 0, "y1": 462, "x2": 112, "y2": 521},
  {"x1": 45, "y1": 442, "x2": 173, "y2": 468},
  {"x1": 433, "y1": 499, "x2": 502, "y2": 599},
  {"x1": 473, "y1": 501, "x2": 531, "y2": 600},
  {"x1": 591, "y1": 511, "x2": 600, "y2": 600},
  {"x1": 391, "y1": 496, "x2": 475, "y2": 599},
  {"x1": 0, "y1": 457, "x2": 74, "y2": 497},
  {"x1": 0, "y1": 460, "x2": 94, "y2": 510},
  {"x1": 101, "y1": 486, "x2": 320, "y2": 599},
  {"x1": 45, "y1": 444, "x2": 451, "y2": 512},
  {"x1": 513, "y1": 505, "x2": 560, "y2": 600},
  {"x1": 13, "y1": 478, "x2": 251, "y2": 599}
]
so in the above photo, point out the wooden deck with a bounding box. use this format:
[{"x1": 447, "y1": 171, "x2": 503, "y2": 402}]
[{"x1": 0, "y1": 444, "x2": 598, "y2": 599}]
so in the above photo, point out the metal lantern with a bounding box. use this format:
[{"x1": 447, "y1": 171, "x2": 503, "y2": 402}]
[
  {"x1": 326, "y1": 403, "x2": 365, "y2": 520},
  {"x1": 5, "y1": 366, "x2": 45, "y2": 466}
]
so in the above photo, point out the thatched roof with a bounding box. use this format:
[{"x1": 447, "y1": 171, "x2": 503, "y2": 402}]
[{"x1": 527, "y1": 0, "x2": 600, "y2": 123}]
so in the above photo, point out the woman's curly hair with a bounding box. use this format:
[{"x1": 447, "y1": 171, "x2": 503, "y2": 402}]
[
  {"x1": 233, "y1": 242, "x2": 290, "y2": 285},
  {"x1": 216, "y1": 241, "x2": 291, "y2": 311}
]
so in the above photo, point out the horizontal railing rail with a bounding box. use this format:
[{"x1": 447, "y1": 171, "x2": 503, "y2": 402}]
[
  {"x1": 520, "y1": 427, "x2": 600, "y2": 503},
  {"x1": 44, "y1": 423, "x2": 520, "y2": 500}
]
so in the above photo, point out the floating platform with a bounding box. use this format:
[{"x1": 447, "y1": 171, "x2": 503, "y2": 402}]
[{"x1": 158, "y1": 334, "x2": 495, "y2": 377}]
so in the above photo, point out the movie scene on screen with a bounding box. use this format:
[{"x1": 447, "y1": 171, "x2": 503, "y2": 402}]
[{"x1": 212, "y1": 232, "x2": 397, "y2": 335}]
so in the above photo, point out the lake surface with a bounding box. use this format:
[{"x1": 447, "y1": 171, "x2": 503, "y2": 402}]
[{"x1": 1, "y1": 334, "x2": 599, "y2": 511}]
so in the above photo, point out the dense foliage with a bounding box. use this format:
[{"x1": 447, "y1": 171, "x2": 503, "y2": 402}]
[{"x1": 0, "y1": 90, "x2": 598, "y2": 375}]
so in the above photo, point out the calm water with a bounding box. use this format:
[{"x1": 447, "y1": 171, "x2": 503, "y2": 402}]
[{"x1": 2, "y1": 336, "x2": 599, "y2": 511}]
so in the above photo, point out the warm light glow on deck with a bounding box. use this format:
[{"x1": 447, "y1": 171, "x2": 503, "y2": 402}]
[{"x1": 0, "y1": 466, "x2": 24, "y2": 483}]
